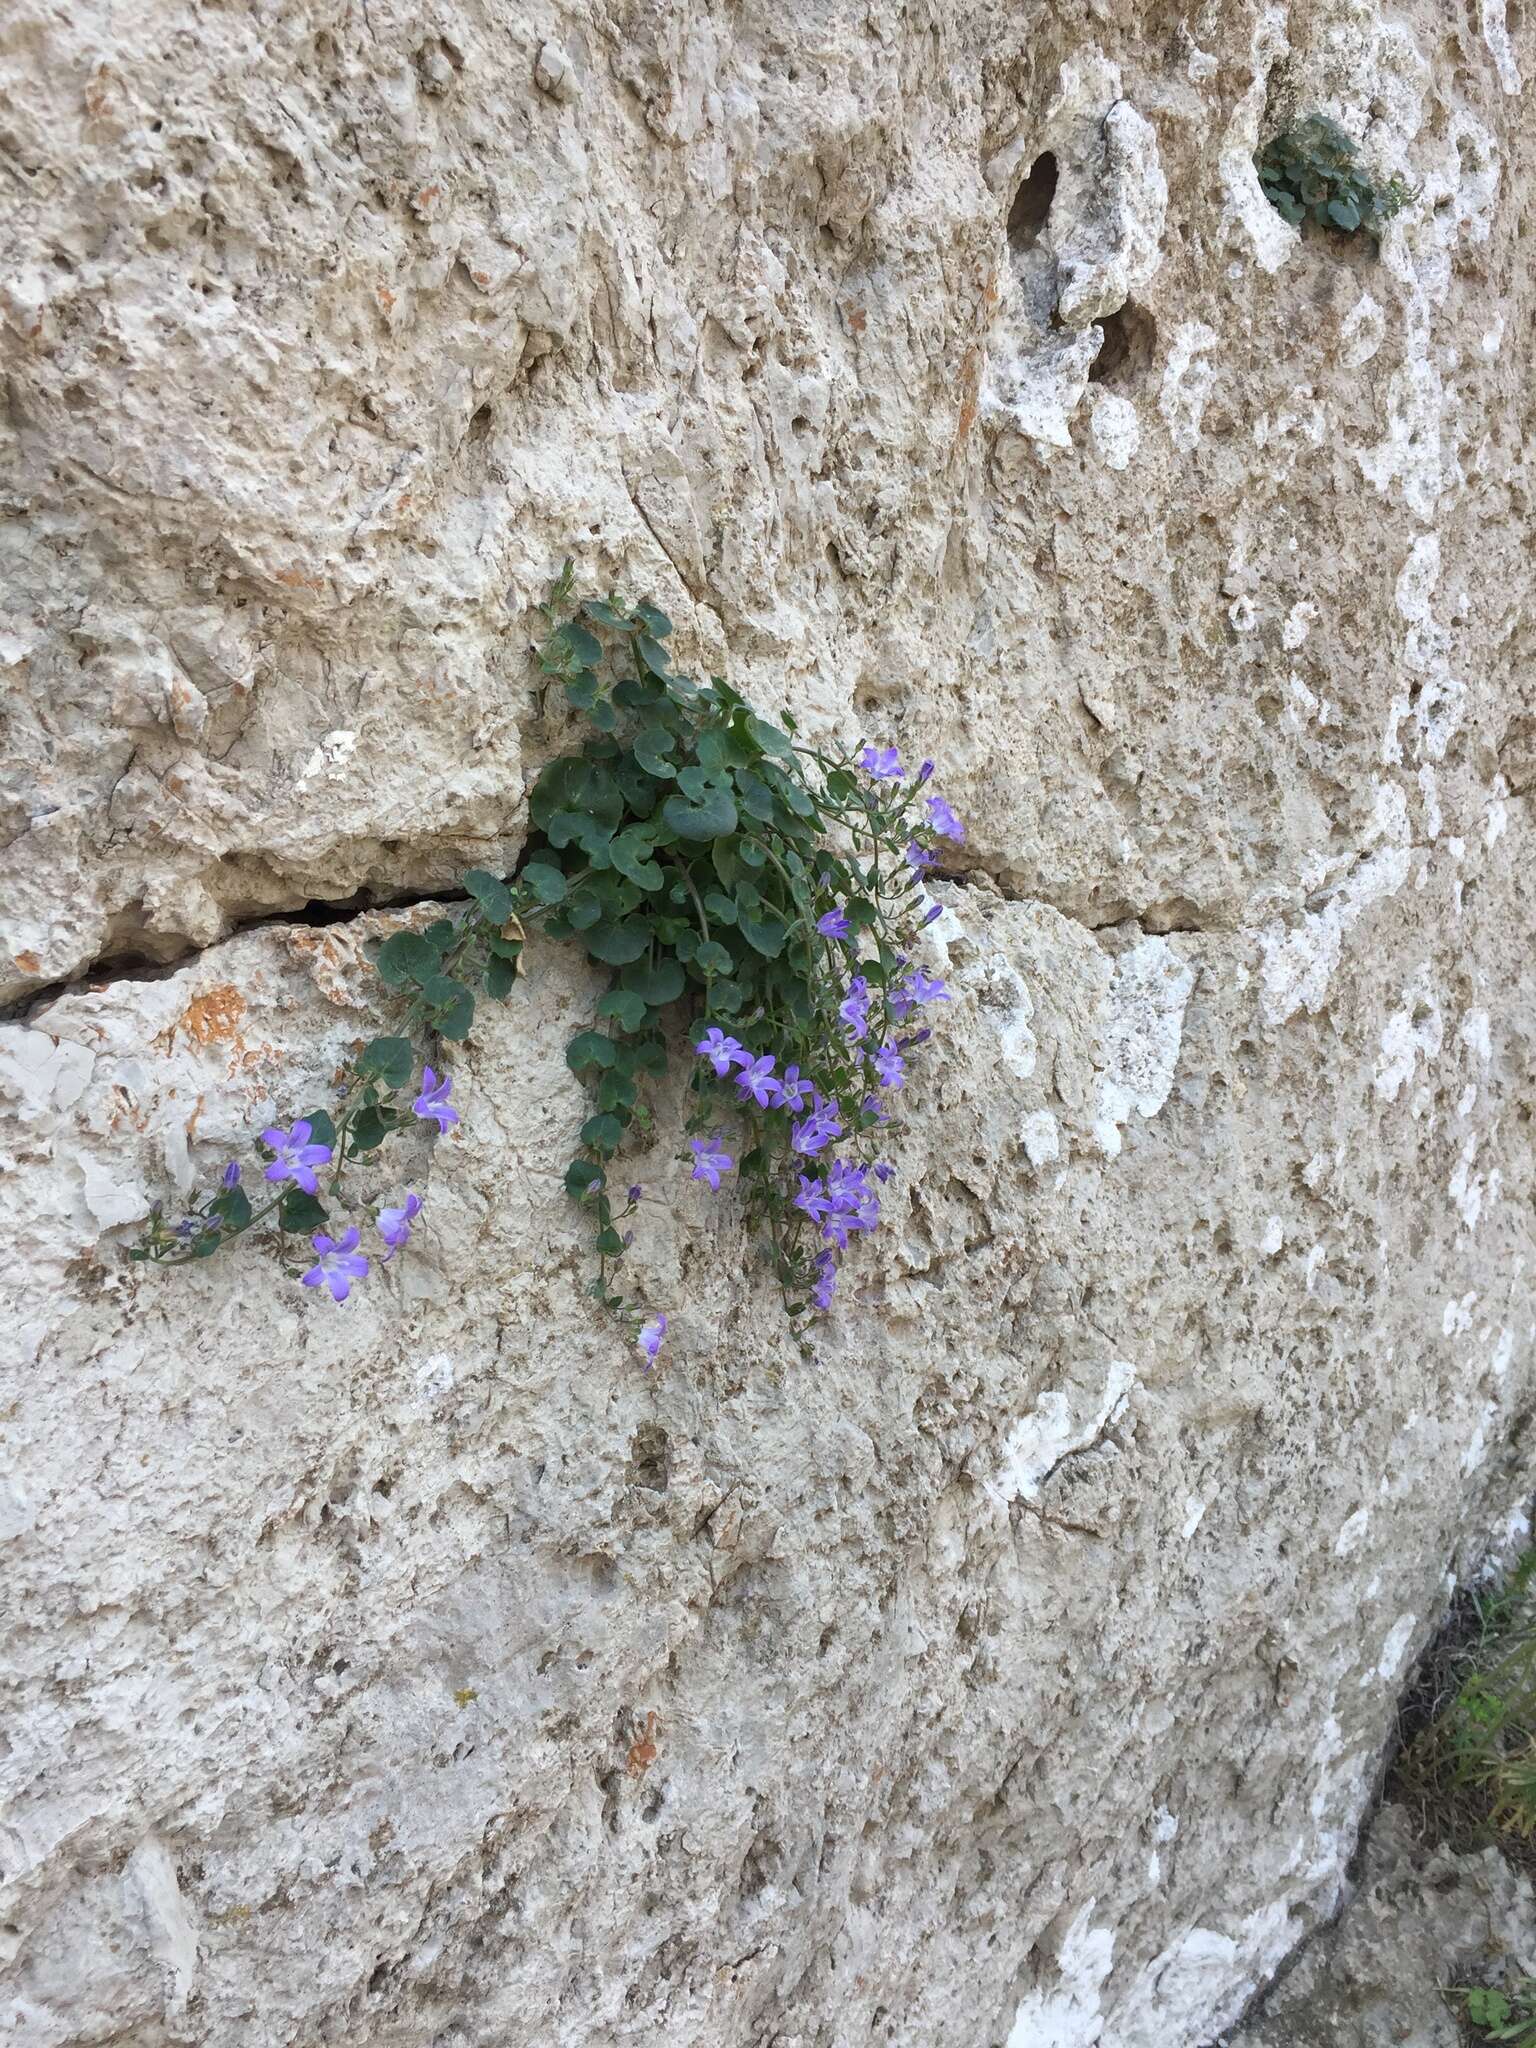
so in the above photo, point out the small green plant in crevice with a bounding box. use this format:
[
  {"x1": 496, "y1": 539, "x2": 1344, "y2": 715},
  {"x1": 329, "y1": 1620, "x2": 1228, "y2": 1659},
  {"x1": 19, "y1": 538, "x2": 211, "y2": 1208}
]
[
  {"x1": 1455, "y1": 1981, "x2": 1536, "y2": 2046},
  {"x1": 1396, "y1": 1546, "x2": 1536, "y2": 1859},
  {"x1": 129, "y1": 560, "x2": 965, "y2": 1361},
  {"x1": 1256, "y1": 114, "x2": 1411, "y2": 238}
]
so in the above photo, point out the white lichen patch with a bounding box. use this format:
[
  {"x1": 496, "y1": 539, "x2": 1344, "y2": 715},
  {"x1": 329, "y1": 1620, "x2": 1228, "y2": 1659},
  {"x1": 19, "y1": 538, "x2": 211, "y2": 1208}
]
[
  {"x1": 1159, "y1": 322, "x2": 1220, "y2": 452},
  {"x1": 1393, "y1": 536, "x2": 1465, "y2": 763},
  {"x1": 1258, "y1": 784, "x2": 1413, "y2": 1025},
  {"x1": 988, "y1": 1360, "x2": 1136, "y2": 1507},
  {"x1": 1483, "y1": 0, "x2": 1523, "y2": 94},
  {"x1": 1093, "y1": 939, "x2": 1197, "y2": 1156},
  {"x1": 1087, "y1": 388, "x2": 1140, "y2": 470},
  {"x1": 1005, "y1": 1904, "x2": 1117, "y2": 2048},
  {"x1": 1339, "y1": 291, "x2": 1386, "y2": 369},
  {"x1": 1374, "y1": 970, "x2": 1443, "y2": 1101},
  {"x1": 1022, "y1": 1109, "x2": 1062, "y2": 1167}
]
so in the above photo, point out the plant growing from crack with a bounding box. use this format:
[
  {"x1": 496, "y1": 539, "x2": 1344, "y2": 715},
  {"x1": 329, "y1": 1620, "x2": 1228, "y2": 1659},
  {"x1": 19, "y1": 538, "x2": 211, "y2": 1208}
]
[
  {"x1": 1256, "y1": 114, "x2": 1412, "y2": 238},
  {"x1": 131, "y1": 561, "x2": 963, "y2": 1360},
  {"x1": 1455, "y1": 1982, "x2": 1536, "y2": 2046}
]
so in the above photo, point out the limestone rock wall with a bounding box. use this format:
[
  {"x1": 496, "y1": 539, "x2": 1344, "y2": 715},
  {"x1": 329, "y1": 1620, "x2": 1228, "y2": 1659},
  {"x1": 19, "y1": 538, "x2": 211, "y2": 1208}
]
[{"x1": 3, "y1": 2, "x2": 1535, "y2": 2043}]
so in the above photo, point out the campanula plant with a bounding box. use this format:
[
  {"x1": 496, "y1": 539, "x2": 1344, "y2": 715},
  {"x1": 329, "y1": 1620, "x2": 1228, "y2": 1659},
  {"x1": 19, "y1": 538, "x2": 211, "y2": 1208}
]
[{"x1": 129, "y1": 561, "x2": 963, "y2": 1365}]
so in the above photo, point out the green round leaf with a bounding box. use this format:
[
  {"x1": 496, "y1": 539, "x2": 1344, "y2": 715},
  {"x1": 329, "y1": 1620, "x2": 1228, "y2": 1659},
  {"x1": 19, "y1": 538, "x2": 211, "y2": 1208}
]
[
  {"x1": 609, "y1": 829, "x2": 663, "y2": 889},
  {"x1": 549, "y1": 620, "x2": 603, "y2": 670},
  {"x1": 357, "y1": 1036, "x2": 415, "y2": 1089},
  {"x1": 434, "y1": 990, "x2": 476, "y2": 1042},
  {"x1": 662, "y1": 787, "x2": 739, "y2": 840},
  {"x1": 348, "y1": 1104, "x2": 398, "y2": 1155},
  {"x1": 695, "y1": 938, "x2": 735, "y2": 976},
  {"x1": 301, "y1": 1108, "x2": 338, "y2": 1150},
  {"x1": 374, "y1": 930, "x2": 439, "y2": 988},
  {"x1": 521, "y1": 861, "x2": 568, "y2": 904},
  {"x1": 564, "y1": 1157, "x2": 605, "y2": 1200},
  {"x1": 211, "y1": 1186, "x2": 252, "y2": 1230},
  {"x1": 597, "y1": 1069, "x2": 638, "y2": 1111},
  {"x1": 463, "y1": 869, "x2": 513, "y2": 922},
  {"x1": 484, "y1": 954, "x2": 517, "y2": 999},
  {"x1": 279, "y1": 1189, "x2": 329, "y2": 1233},
  {"x1": 597, "y1": 989, "x2": 649, "y2": 1031},
  {"x1": 633, "y1": 601, "x2": 672, "y2": 639},
  {"x1": 581, "y1": 1112, "x2": 627, "y2": 1155},
  {"x1": 635, "y1": 634, "x2": 672, "y2": 676},
  {"x1": 585, "y1": 922, "x2": 651, "y2": 966},
  {"x1": 566, "y1": 1031, "x2": 616, "y2": 1072},
  {"x1": 633, "y1": 727, "x2": 677, "y2": 779}
]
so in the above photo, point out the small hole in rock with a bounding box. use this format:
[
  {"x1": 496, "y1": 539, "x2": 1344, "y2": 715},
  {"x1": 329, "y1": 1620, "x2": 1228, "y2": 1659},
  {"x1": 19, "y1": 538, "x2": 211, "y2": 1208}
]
[
  {"x1": 1088, "y1": 302, "x2": 1157, "y2": 386},
  {"x1": 1007, "y1": 152, "x2": 1058, "y2": 252}
]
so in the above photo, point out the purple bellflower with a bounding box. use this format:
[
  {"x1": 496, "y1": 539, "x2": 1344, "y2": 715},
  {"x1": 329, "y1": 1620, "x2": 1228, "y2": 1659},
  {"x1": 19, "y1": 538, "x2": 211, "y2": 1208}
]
[
  {"x1": 873, "y1": 1041, "x2": 906, "y2": 1090},
  {"x1": 776, "y1": 1064, "x2": 812, "y2": 1113},
  {"x1": 816, "y1": 907, "x2": 851, "y2": 939},
  {"x1": 925, "y1": 793, "x2": 965, "y2": 842},
  {"x1": 694, "y1": 1027, "x2": 748, "y2": 1077},
  {"x1": 638, "y1": 1314, "x2": 667, "y2": 1366},
  {"x1": 839, "y1": 975, "x2": 871, "y2": 1043},
  {"x1": 302, "y1": 1227, "x2": 369, "y2": 1303},
  {"x1": 811, "y1": 1252, "x2": 838, "y2": 1310},
  {"x1": 690, "y1": 1135, "x2": 734, "y2": 1191},
  {"x1": 222, "y1": 1161, "x2": 242, "y2": 1189},
  {"x1": 792, "y1": 1094, "x2": 844, "y2": 1157},
  {"x1": 413, "y1": 1067, "x2": 458, "y2": 1132},
  {"x1": 262, "y1": 1118, "x2": 332, "y2": 1194},
  {"x1": 378, "y1": 1190, "x2": 423, "y2": 1257},
  {"x1": 859, "y1": 744, "x2": 904, "y2": 779},
  {"x1": 734, "y1": 1053, "x2": 784, "y2": 1108}
]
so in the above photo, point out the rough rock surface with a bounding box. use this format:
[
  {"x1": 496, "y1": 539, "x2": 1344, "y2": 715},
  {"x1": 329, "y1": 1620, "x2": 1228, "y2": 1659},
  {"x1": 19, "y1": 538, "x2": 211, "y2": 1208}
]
[
  {"x1": 1229, "y1": 1802, "x2": 1536, "y2": 2047},
  {"x1": 3, "y1": 2, "x2": 1536, "y2": 2044}
]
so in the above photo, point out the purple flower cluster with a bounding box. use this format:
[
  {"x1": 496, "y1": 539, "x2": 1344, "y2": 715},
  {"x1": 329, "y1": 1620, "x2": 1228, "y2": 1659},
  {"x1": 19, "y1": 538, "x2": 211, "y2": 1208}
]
[
  {"x1": 691, "y1": 1032, "x2": 809, "y2": 1115},
  {"x1": 292, "y1": 1191, "x2": 427, "y2": 1302},
  {"x1": 795, "y1": 1157, "x2": 882, "y2": 1251},
  {"x1": 683, "y1": 807, "x2": 961, "y2": 1316},
  {"x1": 839, "y1": 975, "x2": 871, "y2": 1043},
  {"x1": 811, "y1": 1250, "x2": 837, "y2": 1310},
  {"x1": 849, "y1": 741, "x2": 962, "y2": 875},
  {"x1": 872, "y1": 1041, "x2": 906, "y2": 1090},
  {"x1": 890, "y1": 968, "x2": 950, "y2": 1021}
]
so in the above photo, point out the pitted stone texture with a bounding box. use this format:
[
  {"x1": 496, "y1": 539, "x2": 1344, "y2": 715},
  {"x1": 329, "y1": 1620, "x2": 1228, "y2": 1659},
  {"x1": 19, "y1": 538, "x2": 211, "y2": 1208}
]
[{"x1": 3, "y1": 1, "x2": 1536, "y2": 2045}]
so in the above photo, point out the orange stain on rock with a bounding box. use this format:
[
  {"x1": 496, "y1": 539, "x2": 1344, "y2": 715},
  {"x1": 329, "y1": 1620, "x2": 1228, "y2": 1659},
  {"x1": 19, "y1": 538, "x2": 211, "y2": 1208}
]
[
  {"x1": 14, "y1": 950, "x2": 41, "y2": 975},
  {"x1": 625, "y1": 1710, "x2": 660, "y2": 1777},
  {"x1": 164, "y1": 985, "x2": 247, "y2": 1056}
]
